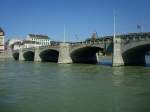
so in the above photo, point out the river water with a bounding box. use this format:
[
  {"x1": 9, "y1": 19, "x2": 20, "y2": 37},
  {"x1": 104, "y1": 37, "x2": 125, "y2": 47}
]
[{"x1": 0, "y1": 58, "x2": 150, "y2": 112}]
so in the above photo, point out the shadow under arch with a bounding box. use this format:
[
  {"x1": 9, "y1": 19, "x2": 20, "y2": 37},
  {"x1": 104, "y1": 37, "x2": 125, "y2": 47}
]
[
  {"x1": 71, "y1": 46, "x2": 103, "y2": 64},
  {"x1": 23, "y1": 51, "x2": 35, "y2": 61},
  {"x1": 13, "y1": 52, "x2": 19, "y2": 60},
  {"x1": 122, "y1": 44, "x2": 150, "y2": 66},
  {"x1": 40, "y1": 49, "x2": 59, "y2": 62}
]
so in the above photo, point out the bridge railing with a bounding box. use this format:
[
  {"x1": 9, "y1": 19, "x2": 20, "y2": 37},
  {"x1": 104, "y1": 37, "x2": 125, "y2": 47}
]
[
  {"x1": 120, "y1": 35, "x2": 150, "y2": 44},
  {"x1": 15, "y1": 40, "x2": 114, "y2": 50},
  {"x1": 12, "y1": 49, "x2": 19, "y2": 53},
  {"x1": 70, "y1": 40, "x2": 112, "y2": 46}
]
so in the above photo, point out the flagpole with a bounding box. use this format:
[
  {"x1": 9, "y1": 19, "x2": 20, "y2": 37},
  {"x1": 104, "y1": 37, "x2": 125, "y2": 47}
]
[
  {"x1": 141, "y1": 24, "x2": 143, "y2": 33},
  {"x1": 141, "y1": 17, "x2": 143, "y2": 33},
  {"x1": 113, "y1": 12, "x2": 116, "y2": 43},
  {"x1": 63, "y1": 25, "x2": 66, "y2": 43}
]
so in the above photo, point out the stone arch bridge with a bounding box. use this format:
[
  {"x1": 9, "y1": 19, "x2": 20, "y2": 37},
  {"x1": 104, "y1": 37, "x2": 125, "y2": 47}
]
[
  {"x1": 12, "y1": 41, "x2": 112, "y2": 64},
  {"x1": 113, "y1": 33, "x2": 150, "y2": 66},
  {"x1": 12, "y1": 32, "x2": 150, "y2": 66}
]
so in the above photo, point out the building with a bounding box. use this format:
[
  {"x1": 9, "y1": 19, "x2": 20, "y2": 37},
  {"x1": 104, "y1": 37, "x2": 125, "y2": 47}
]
[
  {"x1": 0, "y1": 27, "x2": 5, "y2": 52},
  {"x1": 22, "y1": 40, "x2": 38, "y2": 48},
  {"x1": 12, "y1": 41, "x2": 23, "y2": 50},
  {"x1": 6, "y1": 39, "x2": 23, "y2": 50},
  {"x1": 6, "y1": 34, "x2": 51, "y2": 49},
  {"x1": 26, "y1": 34, "x2": 51, "y2": 47}
]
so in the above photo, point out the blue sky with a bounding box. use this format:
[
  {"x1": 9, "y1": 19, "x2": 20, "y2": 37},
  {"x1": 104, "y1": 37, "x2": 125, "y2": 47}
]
[{"x1": 0, "y1": 0, "x2": 150, "y2": 41}]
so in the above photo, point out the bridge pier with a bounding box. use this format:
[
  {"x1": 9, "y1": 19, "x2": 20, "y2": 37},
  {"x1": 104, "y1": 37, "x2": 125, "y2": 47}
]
[
  {"x1": 34, "y1": 47, "x2": 41, "y2": 62},
  {"x1": 19, "y1": 48, "x2": 24, "y2": 61},
  {"x1": 112, "y1": 38, "x2": 124, "y2": 67},
  {"x1": 58, "y1": 43, "x2": 72, "y2": 64}
]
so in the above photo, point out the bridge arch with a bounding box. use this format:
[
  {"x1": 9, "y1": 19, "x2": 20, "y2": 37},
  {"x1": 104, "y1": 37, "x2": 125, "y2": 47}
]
[
  {"x1": 70, "y1": 46, "x2": 103, "y2": 64},
  {"x1": 122, "y1": 42, "x2": 150, "y2": 66},
  {"x1": 23, "y1": 51, "x2": 35, "y2": 61},
  {"x1": 39, "y1": 49, "x2": 59, "y2": 62},
  {"x1": 13, "y1": 52, "x2": 19, "y2": 60}
]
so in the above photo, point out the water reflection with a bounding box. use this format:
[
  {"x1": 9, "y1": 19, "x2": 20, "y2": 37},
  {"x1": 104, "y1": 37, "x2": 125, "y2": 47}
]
[
  {"x1": 145, "y1": 55, "x2": 150, "y2": 67},
  {"x1": 112, "y1": 67, "x2": 125, "y2": 87},
  {"x1": 0, "y1": 59, "x2": 150, "y2": 112},
  {"x1": 112, "y1": 66, "x2": 150, "y2": 112}
]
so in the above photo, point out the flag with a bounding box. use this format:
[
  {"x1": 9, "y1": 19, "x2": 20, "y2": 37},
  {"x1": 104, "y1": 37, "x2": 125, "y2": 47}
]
[{"x1": 137, "y1": 24, "x2": 142, "y2": 30}]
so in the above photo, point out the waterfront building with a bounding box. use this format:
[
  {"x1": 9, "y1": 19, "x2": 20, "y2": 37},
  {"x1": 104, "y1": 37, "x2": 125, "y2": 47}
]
[
  {"x1": 26, "y1": 34, "x2": 51, "y2": 47},
  {"x1": 12, "y1": 41, "x2": 23, "y2": 50},
  {"x1": 22, "y1": 40, "x2": 38, "y2": 48},
  {"x1": 0, "y1": 27, "x2": 5, "y2": 52},
  {"x1": 7, "y1": 39, "x2": 23, "y2": 50}
]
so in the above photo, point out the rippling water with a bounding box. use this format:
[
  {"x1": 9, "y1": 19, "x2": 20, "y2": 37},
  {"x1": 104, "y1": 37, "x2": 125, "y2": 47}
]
[{"x1": 0, "y1": 58, "x2": 150, "y2": 112}]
